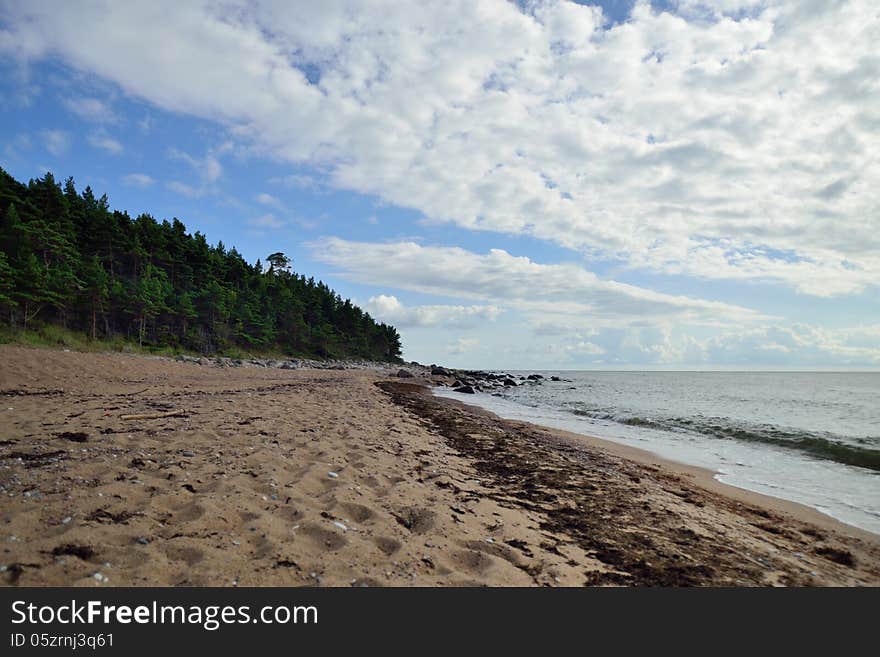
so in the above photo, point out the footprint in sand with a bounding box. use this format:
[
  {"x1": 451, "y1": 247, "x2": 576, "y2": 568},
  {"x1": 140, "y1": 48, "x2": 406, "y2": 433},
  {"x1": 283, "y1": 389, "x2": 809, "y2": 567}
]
[
  {"x1": 373, "y1": 536, "x2": 402, "y2": 556},
  {"x1": 164, "y1": 543, "x2": 205, "y2": 566},
  {"x1": 449, "y1": 549, "x2": 495, "y2": 576},
  {"x1": 339, "y1": 502, "x2": 375, "y2": 524},
  {"x1": 393, "y1": 506, "x2": 435, "y2": 534},
  {"x1": 172, "y1": 501, "x2": 205, "y2": 523},
  {"x1": 238, "y1": 510, "x2": 260, "y2": 523},
  {"x1": 461, "y1": 539, "x2": 525, "y2": 568},
  {"x1": 298, "y1": 523, "x2": 347, "y2": 551}
]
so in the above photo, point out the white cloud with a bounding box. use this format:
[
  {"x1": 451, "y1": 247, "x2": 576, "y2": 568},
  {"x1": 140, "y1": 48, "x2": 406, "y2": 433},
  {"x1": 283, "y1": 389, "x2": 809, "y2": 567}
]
[
  {"x1": 701, "y1": 324, "x2": 880, "y2": 366},
  {"x1": 166, "y1": 180, "x2": 203, "y2": 198},
  {"x1": 169, "y1": 147, "x2": 223, "y2": 183},
  {"x1": 64, "y1": 96, "x2": 118, "y2": 123},
  {"x1": 255, "y1": 192, "x2": 282, "y2": 208},
  {"x1": 311, "y1": 237, "x2": 769, "y2": 327},
  {"x1": 248, "y1": 213, "x2": 285, "y2": 229},
  {"x1": 87, "y1": 130, "x2": 123, "y2": 154},
  {"x1": 2, "y1": 1, "x2": 876, "y2": 296},
  {"x1": 269, "y1": 173, "x2": 321, "y2": 190},
  {"x1": 364, "y1": 294, "x2": 501, "y2": 328},
  {"x1": 122, "y1": 172, "x2": 154, "y2": 187},
  {"x1": 448, "y1": 337, "x2": 479, "y2": 355},
  {"x1": 40, "y1": 129, "x2": 69, "y2": 156}
]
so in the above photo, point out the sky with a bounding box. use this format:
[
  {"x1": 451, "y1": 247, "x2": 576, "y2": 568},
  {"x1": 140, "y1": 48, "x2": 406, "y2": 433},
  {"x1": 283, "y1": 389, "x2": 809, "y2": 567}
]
[{"x1": 0, "y1": 0, "x2": 878, "y2": 369}]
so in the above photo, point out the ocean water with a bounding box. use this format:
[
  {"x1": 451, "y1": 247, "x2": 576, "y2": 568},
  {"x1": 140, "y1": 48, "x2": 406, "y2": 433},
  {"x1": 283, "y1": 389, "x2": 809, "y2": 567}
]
[{"x1": 434, "y1": 371, "x2": 880, "y2": 534}]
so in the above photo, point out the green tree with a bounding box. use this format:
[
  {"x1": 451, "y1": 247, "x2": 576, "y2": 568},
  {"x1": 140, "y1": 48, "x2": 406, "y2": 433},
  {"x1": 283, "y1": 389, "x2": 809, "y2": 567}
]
[
  {"x1": 81, "y1": 255, "x2": 109, "y2": 340},
  {"x1": 0, "y1": 166, "x2": 404, "y2": 362},
  {"x1": 15, "y1": 253, "x2": 48, "y2": 328},
  {"x1": 133, "y1": 264, "x2": 170, "y2": 346}
]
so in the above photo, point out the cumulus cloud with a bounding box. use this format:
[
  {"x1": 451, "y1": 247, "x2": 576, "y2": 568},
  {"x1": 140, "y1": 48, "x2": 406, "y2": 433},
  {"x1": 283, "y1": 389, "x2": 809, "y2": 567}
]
[
  {"x1": 169, "y1": 147, "x2": 223, "y2": 184},
  {"x1": 166, "y1": 180, "x2": 203, "y2": 198},
  {"x1": 1, "y1": 1, "x2": 876, "y2": 296},
  {"x1": 448, "y1": 337, "x2": 479, "y2": 355},
  {"x1": 122, "y1": 172, "x2": 154, "y2": 187},
  {"x1": 248, "y1": 213, "x2": 285, "y2": 229},
  {"x1": 268, "y1": 173, "x2": 322, "y2": 191},
  {"x1": 255, "y1": 192, "x2": 282, "y2": 208},
  {"x1": 311, "y1": 237, "x2": 769, "y2": 327},
  {"x1": 701, "y1": 324, "x2": 880, "y2": 366},
  {"x1": 364, "y1": 294, "x2": 501, "y2": 328},
  {"x1": 568, "y1": 323, "x2": 880, "y2": 367},
  {"x1": 40, "y1": 128, "x2": 69, "y2": 156},
  {"x1": 87, "y1": 129, "x2": 123, "y2": 154},
  {"x1": 64, "y1": 96, "x2": 118, "y2": 123}
]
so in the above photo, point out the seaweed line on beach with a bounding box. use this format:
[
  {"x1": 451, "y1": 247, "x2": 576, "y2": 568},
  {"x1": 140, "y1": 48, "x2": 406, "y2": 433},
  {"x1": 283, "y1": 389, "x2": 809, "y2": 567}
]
[{"x1": 377, "y1": 380, "x2": 877, "y2": 586}]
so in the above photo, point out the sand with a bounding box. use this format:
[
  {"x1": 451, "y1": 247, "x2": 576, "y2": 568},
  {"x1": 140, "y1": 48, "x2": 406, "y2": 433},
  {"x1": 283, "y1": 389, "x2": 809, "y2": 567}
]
[{"x1": 1, "y1": 345, "x2": 878, "y2": 586}]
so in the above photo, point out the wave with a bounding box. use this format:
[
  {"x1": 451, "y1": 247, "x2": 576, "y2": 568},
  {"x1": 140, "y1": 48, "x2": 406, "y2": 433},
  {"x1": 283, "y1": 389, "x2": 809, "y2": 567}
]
[{"x1": 568, "y1": 408, "x2": 880, "y2": 472}]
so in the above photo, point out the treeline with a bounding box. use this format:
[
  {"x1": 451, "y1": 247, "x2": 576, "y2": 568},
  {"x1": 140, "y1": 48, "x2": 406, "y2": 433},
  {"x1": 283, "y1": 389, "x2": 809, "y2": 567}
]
[{"x1": 0, "y1": 168, "x2": 402, "y2": 361}]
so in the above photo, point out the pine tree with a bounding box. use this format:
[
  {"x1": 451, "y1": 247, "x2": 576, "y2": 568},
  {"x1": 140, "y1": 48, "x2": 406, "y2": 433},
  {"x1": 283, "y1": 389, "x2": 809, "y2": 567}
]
[{"x1": 0, "y1": 167, "x2": 403, "y2": 361}]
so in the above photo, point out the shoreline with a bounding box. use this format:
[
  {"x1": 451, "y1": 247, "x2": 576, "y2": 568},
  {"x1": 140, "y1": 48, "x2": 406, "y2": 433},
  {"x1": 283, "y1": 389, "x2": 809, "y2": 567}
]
[
  {"x1": 1, "y1": 345, "x2": 878, "y2": 586},
  {"x1": 380, "y1": 380, "x2": 880, "y2": 585},
  {"x1": 429, "y1": 386, "x2": 879, "y2": 543}
]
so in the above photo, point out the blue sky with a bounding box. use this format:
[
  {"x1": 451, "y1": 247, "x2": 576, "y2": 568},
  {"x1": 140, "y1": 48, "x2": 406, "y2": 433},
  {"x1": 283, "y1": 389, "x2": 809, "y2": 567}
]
[{"x1": 1, "y1": 1, "x2": 878, "y2": 369}]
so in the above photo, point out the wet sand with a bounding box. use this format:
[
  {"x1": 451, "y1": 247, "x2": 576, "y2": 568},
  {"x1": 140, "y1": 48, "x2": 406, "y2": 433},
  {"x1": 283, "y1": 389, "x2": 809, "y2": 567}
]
[{"x1": 1, "y1": 345, "x2": 878, "y2": 586}]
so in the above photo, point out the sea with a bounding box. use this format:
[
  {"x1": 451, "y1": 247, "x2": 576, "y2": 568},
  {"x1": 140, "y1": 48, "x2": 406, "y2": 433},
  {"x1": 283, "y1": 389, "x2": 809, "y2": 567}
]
[{"x1": 434, "y1": 371, "x2": 880, "y2": 534}]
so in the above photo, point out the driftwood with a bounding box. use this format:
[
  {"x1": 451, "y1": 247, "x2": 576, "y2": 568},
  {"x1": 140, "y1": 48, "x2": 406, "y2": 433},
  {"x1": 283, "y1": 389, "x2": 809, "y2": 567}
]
[{"x1": 119, "y1": 409, "x2": 188, "y2": 421}]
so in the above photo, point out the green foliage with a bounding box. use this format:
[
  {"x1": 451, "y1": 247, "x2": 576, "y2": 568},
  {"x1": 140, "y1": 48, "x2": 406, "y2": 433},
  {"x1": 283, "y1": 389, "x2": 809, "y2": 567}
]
[{"x1": 0, "y1": 167, "x2": 402, "y2": 361}]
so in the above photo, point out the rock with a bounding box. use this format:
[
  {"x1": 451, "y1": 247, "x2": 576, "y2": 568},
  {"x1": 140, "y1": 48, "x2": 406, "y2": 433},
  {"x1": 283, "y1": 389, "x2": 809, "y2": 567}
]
[
  {"x1": 431, "y1": 367, "x2": 451, "y2": 376},
  {"x1": 453, "y1": 385, "x2": 475, "y2": 394},
  {"x1": 396, "y1": 369, "x2": 415, "y2": 378},
  {"x1": 503, "y1": 378, "x2": 517, "y2": 386},
  {"x1": 527, "y1": 374, "x2": 544, "y2": 380},
  {"x1": 550, "y1": 376, "x2": 561, "y2": 381}
]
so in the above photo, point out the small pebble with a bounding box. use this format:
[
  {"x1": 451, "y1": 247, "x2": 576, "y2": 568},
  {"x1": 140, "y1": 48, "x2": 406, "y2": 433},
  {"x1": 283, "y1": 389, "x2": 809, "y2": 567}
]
[{"x1": 327, "y1": 472, "x2": 339, "y2": 478}]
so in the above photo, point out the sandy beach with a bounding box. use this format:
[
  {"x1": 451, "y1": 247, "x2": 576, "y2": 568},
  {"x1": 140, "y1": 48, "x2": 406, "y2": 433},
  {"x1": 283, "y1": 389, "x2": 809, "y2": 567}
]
[{"x1": 1, "y1": 345, "x2": 877, "y2": 586}]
